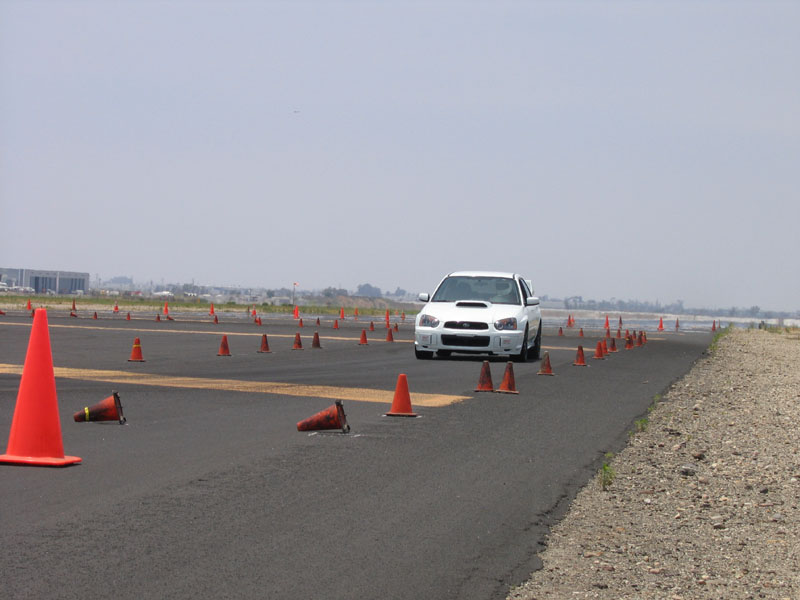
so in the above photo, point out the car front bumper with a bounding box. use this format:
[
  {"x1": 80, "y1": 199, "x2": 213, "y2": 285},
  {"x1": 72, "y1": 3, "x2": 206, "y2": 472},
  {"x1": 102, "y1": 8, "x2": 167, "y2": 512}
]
[{"x1": 415, "y1": 329, "x2": 525, "y2": 354}]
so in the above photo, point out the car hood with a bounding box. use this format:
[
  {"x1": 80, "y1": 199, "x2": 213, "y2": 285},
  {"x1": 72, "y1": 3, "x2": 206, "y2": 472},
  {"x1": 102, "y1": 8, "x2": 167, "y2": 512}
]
[{"x1": 420, "y1": 301, "x2": 520, "y2": 324}]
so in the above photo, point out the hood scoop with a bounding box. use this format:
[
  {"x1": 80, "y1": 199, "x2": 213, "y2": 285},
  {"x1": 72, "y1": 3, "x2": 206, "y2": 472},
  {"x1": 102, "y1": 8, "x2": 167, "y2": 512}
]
[{"x1": 455, "y1": 301, "x2": 490, "y2": 308}]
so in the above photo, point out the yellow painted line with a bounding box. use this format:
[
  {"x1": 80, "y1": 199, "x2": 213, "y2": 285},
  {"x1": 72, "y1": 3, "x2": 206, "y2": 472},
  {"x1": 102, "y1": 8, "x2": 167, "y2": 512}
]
[
  {"x1": 0, "y1": 321, "x2": 412, "y2": 343},
  {"x1": 0, "y1": 364, "x2": 468, "y2": 407}
]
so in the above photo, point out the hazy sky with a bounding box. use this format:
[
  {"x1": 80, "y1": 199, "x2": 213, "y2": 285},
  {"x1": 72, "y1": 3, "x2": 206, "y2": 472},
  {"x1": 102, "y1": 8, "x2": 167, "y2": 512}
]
[{"x1": 1, "y1": 1, "x2": 798, "y2": 311}]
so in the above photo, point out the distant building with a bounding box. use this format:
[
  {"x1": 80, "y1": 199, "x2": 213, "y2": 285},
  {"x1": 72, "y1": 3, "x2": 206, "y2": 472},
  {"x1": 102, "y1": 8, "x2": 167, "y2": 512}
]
[{"x1": 0, "y1": 267, "x2": 90, "y2": 294}]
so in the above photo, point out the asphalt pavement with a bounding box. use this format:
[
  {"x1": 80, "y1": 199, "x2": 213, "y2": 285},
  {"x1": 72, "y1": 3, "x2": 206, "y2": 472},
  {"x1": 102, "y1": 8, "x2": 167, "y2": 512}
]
[{"x1": 0, "y1": 311, "x2": 712, "y2": 599}]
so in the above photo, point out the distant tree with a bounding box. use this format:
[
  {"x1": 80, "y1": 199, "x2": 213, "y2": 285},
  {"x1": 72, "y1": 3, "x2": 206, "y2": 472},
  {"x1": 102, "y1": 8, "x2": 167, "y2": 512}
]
[{"x1": 356, "y1": 283, "x2": 382, "y2": 298}]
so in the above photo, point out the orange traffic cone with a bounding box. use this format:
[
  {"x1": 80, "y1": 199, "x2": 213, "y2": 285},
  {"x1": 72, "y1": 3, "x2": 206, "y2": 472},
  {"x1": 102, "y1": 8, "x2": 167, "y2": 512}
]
[
  {"x1": 573, "y1": 345, "x2": 587, "y2": 366},
  {"x1": 384, "y1": 374, "x2": 418, "y2": 417},
  {"x1": 593, "y1": 341, "x2": 605, "y2": 360},
  {"x1": 608, "y1": 337, "x2": 618, "y2": 352},
  {"x1": 475, "y1": 360, "x2": 494, "y2": 391},
  {"x1": 333, "y1": 319, "x2": 339, "y2": 330},
  {"x1": 495, "y1": 362, "x2": 519, "y2": 394},
  {"x1": 558, "y1": 326, "x2": 563, "y2": 336},
  {"x1": 0, "y1": 309, "x2": 81, "y2": 466},
  {"x1": 292, "y1": 333, "x2": 303, "y2": 350},
  {"x1": 359, "y1": 330, "x2": 368, "y2": 345},
  {"x1": 73, "y1": 391, "x2": 126, "y2": 424},
  {"x1": 537, "y1": 351, "x2": 555, "y2": 375},
  {"x1": 311, "y1": 332, "x2": 322, "y2": 349},
  {"x1": 297, "y1": 400, "x2": 350, "y2": 433},
  {"x1": 218, "y1": 335, "x2": 231, "y2": 356},
  {"x1": 369, "y1": 321, "x2": 375, "y2": 332},
  {"x1": 657, "y1": 317, "x2": 664, "y2": 331},
  {"x1": 128, "y1": 337, "x2": 145, "y2": 362},
  {"x1": 258, "y1": 334, "x2": 271, "y2": 353},
  {"x1": 385, "y1": 328, "x2": 394, "y2": 342},
  {"x1": 209, "y1": 303, "x2": 215, "y2": 316}
]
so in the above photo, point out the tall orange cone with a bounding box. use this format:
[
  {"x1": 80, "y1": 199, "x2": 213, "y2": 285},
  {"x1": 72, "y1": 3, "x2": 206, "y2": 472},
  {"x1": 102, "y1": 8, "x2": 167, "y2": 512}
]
[
  {"x1": 573, "y1": 345, "x2": 587, "y2": 366},
  {"x1": 311, "y1": 331, "x2": 322, "y2": 349},
  {"x1": 0, "y1": 309, "x2": 81, "y2": 466},
  {"x1": 475, "y1": 360, "x2": 494, "y2": 391},
  {"x1": 218, "y1": 335, "x2": 231, "y2": 356},
  {"x1": 128, "y1": 337, "x2": 145, "y2": 362},
  {"x1": 258, "y1": 334, "x2": 271, "y2": 353},
  {"x1": 657, "y1": 317, "x2": 664, "y2": 331},
  {"x1": 297, "y1": 400, "x2": 350, "y2": 433},
  {"x1": 292, "y1": 333, "x2": 303, "y2": 350},
  {"x1": 359, "y1": 329, "x2": 368, "y2": 345},
  {"x1": 593, "y1": 340, "x2": 605, "y2": 360},
  {"x1": 209, "y1": 303, "x2": 215, "y2": 316},
  {"x1": 496, "y1": 362, "x2": 519, "y2": 394},
  {"x1": 537, "y1": 351, "x2": 555, "y2": 375},
  {"x1": 385, "y1": 328, "x2": 394, "y2": 342},
  {"x1": 384, "y1": 374, "x2": 418, "y2": 417},
  {"x1": 73, "y1": 391, "x2": 126, "y2": 424}
]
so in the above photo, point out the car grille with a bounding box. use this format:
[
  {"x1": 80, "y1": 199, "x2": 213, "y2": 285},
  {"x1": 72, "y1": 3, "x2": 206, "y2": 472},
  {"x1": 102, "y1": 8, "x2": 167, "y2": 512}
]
[
  {"x1": 444, "y1": 321, "x2": 489, "y2": 330},
  {"x1": 441, "y1": 335, "x2": 490, "y2": 347}
]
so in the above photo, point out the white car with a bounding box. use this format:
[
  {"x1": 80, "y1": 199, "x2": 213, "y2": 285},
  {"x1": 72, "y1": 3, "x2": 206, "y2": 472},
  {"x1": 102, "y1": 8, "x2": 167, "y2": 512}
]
[{"x1": 414, "y1": 271, "x2": 542, "y2": 361}]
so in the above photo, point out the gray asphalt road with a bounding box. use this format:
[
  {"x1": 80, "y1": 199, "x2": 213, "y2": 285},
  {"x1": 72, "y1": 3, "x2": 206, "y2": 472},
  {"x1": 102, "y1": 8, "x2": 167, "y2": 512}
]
[{"x1": 0, "y1": 312, "x2": 712, "y2": 599}]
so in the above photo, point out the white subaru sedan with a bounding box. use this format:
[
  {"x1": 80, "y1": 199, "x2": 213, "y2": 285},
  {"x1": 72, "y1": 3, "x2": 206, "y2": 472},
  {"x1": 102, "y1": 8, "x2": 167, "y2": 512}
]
[{"x1": 414, "y1": 271, "x2": 542, "y2": 361}]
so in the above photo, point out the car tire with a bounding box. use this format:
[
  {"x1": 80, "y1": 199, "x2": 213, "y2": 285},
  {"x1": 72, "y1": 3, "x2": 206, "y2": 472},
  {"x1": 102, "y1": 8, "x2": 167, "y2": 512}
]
[
  {"x1": 415, "y1": 348, "x2": 434, "y2": 360},
  {"x1": 530, "y1": 322, "x2": 542, "y2": 361},
  {"x1": 436, "y1": 350, "x2": 452, "y2": 358},
  {"x1": 512, "y1": 326, "x2": 529, "y2": 363}
]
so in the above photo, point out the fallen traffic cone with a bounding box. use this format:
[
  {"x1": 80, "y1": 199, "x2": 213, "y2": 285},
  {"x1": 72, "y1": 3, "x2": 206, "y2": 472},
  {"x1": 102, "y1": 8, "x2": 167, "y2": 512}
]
[
  {"x1": 292, "y1": 333, "x2": 303, "y2": 350},
  {"x1": 359, "y1": 330, "x2": 368, "y2": 345},
  {"x1": 0, "y1": 309, "x2": 81, "y2": 467},
  {"x1": 218, "y1": 335, "x2": 231, "y2": 356},
  {"x1": 475, "y1": 360, "x2": 494, "y2": 392},
  {"x1": 128, "y1": 337, "x2": 145, "y2": 362},
  {"x1": 495, "y1": 362, "x2": 519, "y2": 394},
  {"x1": 258, "y1": 334, "x2": 271, "y2": 353},
  {"x1": 573, "y1": 345, "x2": 587, "y2": 366},
  {"x1": 558, "y1": 327, "x2": 563, "y2": 336},
  {"x1": 593, "y1": 341, "x2": 605, "y2": 360},
  {"x1": 537, "y1": 351, "x2": 555, "y2": 375},
  {"x1": 384, "y1": 374, "x2": 418, "y2": 417},
  {"x1": 209, "y1": 303, "x2": 215, "y2": 315},
  {"x1": 369, "y1": 321, "x2": 375, "y2": 332},
  {"x1": 608, "y1": 337, "x2": 618, "y2": 352},
  {"x1": 73, "y1": 391, "x2": 126, "y2": 424},
  {"x1": 311, "y1": 331, "x2": 322, "y2": 349},
  {"x1": 297, "y1": 400, "x2": 350, "y2": 433},
  {"x1": 333, "y1": 319, "x2": 339, "y2": 329},
  {"x1": 657, "y1": 317, "x2": 664, "y2": 331},
  {"x1": 385, "y1": 328, "x2": 394, "y2": 342}
]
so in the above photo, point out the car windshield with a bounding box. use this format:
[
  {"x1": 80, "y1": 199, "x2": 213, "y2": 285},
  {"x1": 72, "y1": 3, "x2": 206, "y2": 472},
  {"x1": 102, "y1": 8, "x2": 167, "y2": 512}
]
[{"x1": 431, "y1": 276, "x2": 520, "y2": 305}]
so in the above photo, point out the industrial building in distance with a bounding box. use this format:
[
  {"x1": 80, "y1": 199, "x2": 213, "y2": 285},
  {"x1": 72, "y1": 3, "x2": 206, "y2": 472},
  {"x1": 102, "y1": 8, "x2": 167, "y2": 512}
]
[{"x1": 0, "y1": 267, "x2": 89, "y2": 294}]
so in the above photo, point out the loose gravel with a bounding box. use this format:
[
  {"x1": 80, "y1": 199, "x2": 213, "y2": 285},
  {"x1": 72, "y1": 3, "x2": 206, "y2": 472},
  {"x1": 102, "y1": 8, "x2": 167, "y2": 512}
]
[{"x1": 509, "y1": 328, "x2": 800, "y2": 599}]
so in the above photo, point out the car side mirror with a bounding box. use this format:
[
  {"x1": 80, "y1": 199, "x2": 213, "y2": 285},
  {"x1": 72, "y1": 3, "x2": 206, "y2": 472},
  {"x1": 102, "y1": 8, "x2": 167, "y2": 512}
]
[
  {"x1": 526, "y1": 296, "x2": 540, "y2": 306},
  {"x1": 418, "y1": 293, "x2": 430, "y2": 302}
]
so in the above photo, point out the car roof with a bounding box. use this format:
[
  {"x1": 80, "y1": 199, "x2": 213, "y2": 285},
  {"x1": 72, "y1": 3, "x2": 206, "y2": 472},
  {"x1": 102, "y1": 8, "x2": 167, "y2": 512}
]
[{"x1": 446, "y1": 271, "x2": 518, "y2": 279}]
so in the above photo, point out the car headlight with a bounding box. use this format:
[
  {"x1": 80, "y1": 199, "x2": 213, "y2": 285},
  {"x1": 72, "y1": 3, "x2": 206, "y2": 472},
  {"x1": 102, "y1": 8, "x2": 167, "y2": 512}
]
[
  {"x1": 418, "y1": 314, "x2": 440, "y2": 328},
  {"x1": 494, "y1": 317, "x2": 517, "y2": 331}
]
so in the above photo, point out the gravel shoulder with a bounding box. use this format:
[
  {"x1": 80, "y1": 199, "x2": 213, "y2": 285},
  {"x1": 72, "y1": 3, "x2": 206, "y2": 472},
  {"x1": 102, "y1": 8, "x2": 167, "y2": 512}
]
[{"x1": 509, "y1": 328, "x2": 800, "y2": 599}]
